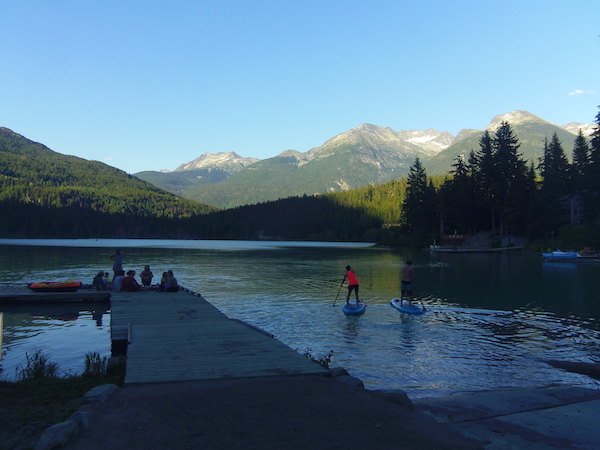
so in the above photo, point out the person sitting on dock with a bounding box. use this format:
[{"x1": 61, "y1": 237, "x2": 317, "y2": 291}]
[
  {"x1": 159, "y1": 272, "x2": 169, "y2": 291},
  {"x1": 122, "y1": 270, "x2": 141, "y2": 292},
  {"x1": 166, "y1": 270, "x2": 180, "y2": 292},
  {"x1": 140, "y1": 265, "x2": 154, "y2": 287},
  {"x1": 112, "y1": 270, "x2": 125, "y2": 292},
  {"x1": 92, "y1": 271, "x2": 108, "y2": 291}
]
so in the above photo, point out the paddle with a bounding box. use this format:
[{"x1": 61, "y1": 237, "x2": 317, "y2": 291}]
[{"x1": 332, "y1": 279, "x2": 344, "y2": 307}]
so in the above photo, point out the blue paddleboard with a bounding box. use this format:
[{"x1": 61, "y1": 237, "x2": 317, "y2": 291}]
[
  {"x1": 343, "y1": 301, "x2": 366, "y2": 316},
  {"x1": 390, "y1": 298, "x2": 426, "y2": 315}
]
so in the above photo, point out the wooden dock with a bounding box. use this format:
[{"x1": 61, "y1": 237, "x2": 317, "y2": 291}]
[
  {"x1": 110, "y1": 288, "x2": 325, "y2": 384},
  {"x1": 0, "y1": 290, "x2": 111, "y2": 304}
]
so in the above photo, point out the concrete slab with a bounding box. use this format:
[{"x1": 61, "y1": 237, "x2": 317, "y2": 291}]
[
  {"x1": 414, "y1": 386, "x2": 600, "y2": 449},
  {"x1": 459, "y1": 399, "x2": 600, "y2": 449},
  {"x1": 413, "y1": 386, "x2": 600, "y2": 423}
]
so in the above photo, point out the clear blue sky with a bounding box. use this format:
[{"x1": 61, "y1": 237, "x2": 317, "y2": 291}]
[{"x1": 1, "y1": 0, "x2": 599, "y2": 174}]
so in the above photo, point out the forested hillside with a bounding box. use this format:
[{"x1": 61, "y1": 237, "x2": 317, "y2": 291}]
[
  {"x1": 186, "y1": 195, "x2": 385, "y2": 242},
  {"x1": 0, "y1": 127, "x2": 216, "y2": 237}
]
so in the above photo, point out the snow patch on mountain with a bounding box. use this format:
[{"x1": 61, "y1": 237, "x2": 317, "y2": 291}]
[
  {"x1": 563, "y1": 122, "x2": 595, "y2": 137},
  {"x1": 175, "y1": 152, "x2": 258, "y2": 173}
]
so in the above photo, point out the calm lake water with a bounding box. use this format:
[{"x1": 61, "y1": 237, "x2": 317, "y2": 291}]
[{"x1": 1, "y1": 239, "x2": 599, "y2": 398}]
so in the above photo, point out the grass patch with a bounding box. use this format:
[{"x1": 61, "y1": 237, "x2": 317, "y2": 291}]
[
  {"x1": 0, "y1": 352, "x2": 125, "y2": 450},
  {"x1": 16, "y1": 350, "x2": 59, "y2": 381}
]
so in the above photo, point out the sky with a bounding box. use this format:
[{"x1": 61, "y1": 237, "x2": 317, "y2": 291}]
[{"x1": 1, "y1": 0, "x2": 599, "y2": 174}]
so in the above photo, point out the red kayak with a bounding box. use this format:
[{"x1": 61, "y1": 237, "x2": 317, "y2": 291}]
[{"x1": 29, "y1": 280, "x2": 82, "y2": 293}]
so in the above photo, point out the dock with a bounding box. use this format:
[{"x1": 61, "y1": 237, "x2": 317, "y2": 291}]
[
  {"x1": 110, "y1": 288, "x2": 325, "y2": 384},
  {"x1": 0, "y1": 290, "x2": 110, "y2": 304}
]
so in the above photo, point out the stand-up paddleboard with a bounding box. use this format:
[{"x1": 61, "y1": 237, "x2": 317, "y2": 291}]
[
  {"x1": 390, "y1": 298, "x2": 426, "y2": 315},
  {"x1": 343, "y1": 301, "x2": 366, "y2": 316}
]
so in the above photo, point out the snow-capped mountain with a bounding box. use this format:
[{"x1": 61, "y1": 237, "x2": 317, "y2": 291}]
[
  {"x1": 174, "y1": 152, "x2": 258, "y2": 173},
  {"x1": 311, "y1": 123, "x2": 451, "y2": 158}
]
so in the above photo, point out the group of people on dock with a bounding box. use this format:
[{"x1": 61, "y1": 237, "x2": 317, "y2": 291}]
[{"x1": 91, "y1": 249, "x2": 180, "y2": 292}]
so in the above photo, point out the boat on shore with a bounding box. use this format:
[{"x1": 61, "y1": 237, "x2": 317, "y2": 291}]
[
  {"x1": 542, "y1": 249, "x2": 600, "y2": 263},
  {"x1": 576, "y1": 248, "x2": 600, "y2": 261},
  {"x1": 430, "y1": 245, "x2": 523, "y2": 253}
]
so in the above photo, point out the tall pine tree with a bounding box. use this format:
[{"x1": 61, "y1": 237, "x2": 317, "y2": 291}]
[
  {"x1": 539, "y1": 133, "x2": 570, "y2": 199},
  {"x1": 402, "y1": 158, "x2": 437, "y2": 244},
  {"x1": 472, "y1": 130, "x2": 497, "y2": 231},
  {"x1": 585, "y1": 105, "x2": 600, "y2": 220},
  {"x1": 492, "y1": 121, "x2": 529, "y2": 235},
  {"x1": 588, "y1": 106, "x2": 600, "y2": 192},
  {"x1": 571, "y1": 129, "x2": 590, "y2": 189}
]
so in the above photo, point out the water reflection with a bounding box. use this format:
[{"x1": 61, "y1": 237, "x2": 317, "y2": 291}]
[
  {"x1": 0, "y1": 302, "x2": 110, "y2": 381},
  {"x1": 341, "y1": 316, "x2": 362, "y2": 341}
]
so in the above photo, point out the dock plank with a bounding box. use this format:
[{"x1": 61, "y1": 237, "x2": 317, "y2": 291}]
[{"x1": 110, "y1": 289, "x2": 324, "y2": 384}]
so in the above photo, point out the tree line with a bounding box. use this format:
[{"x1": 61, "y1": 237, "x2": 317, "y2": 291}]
[{"x1": 399, "y1": 107, "x2": 600, "y2": 247}]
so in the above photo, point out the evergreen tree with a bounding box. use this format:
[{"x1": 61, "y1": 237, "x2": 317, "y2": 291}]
[
  {"x1": 588, "y1": 106, "x2": 600, "y2": 192},
  {"x1": 445, "y1": 154, "x2": 477, "y2": 234},
  {"x1": 472, "y1": 130, "x2": 497, "y2": 231},
  {"x1": 402, "y1": 158, "x2": 438, "y2": 244},
  {"x1": 585, "y1": 105, "x2": 600, "y2": 220},
  {"x1": 571, "y1": 129, "x2": 590, "y2": 189},
  {"x1": 492, "y1": 121, "x2": 529, "y2": 235},
  {"x1": 540, "y1": 133, "x2": 570, "y2": 199}
]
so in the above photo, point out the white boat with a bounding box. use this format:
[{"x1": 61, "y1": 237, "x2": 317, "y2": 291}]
[{"x1": 541, "y1": 251, "x2": 578, "y2": 262}]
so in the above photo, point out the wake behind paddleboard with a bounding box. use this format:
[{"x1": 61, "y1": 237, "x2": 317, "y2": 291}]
[{"x1": 390, "y1": 298, "x2": 426, "y2": 315}]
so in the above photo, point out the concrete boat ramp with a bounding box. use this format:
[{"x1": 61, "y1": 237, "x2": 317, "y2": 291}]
[
  {"x1": 35, "y1": 288, "x2": 600, "y2": 449},
  {"x1": 414, "y1": 386, "x2": 600, "y2": 449}
]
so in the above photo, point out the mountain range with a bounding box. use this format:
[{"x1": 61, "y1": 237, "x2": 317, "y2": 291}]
[{"x1": 135, "y1": 111, "x2": 594, "y2": 208}]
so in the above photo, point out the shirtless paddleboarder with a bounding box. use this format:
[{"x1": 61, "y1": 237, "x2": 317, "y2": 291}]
[{"x1": 401, "y1": 260, "x2": 414, "y2": 306}]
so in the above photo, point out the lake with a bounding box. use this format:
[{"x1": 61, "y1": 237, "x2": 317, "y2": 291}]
[{"x1": 1, "y1": 239, "x2": 599, "y2": 398}]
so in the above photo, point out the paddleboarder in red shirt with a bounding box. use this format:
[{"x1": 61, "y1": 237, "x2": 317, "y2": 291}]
[{"x1": 344, "y1": 265, "x2": 360, "y2": 305}]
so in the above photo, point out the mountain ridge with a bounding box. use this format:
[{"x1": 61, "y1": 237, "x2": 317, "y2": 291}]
[{"x1": 134, "y1": 111, "x2": 593, "y2": 208}]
